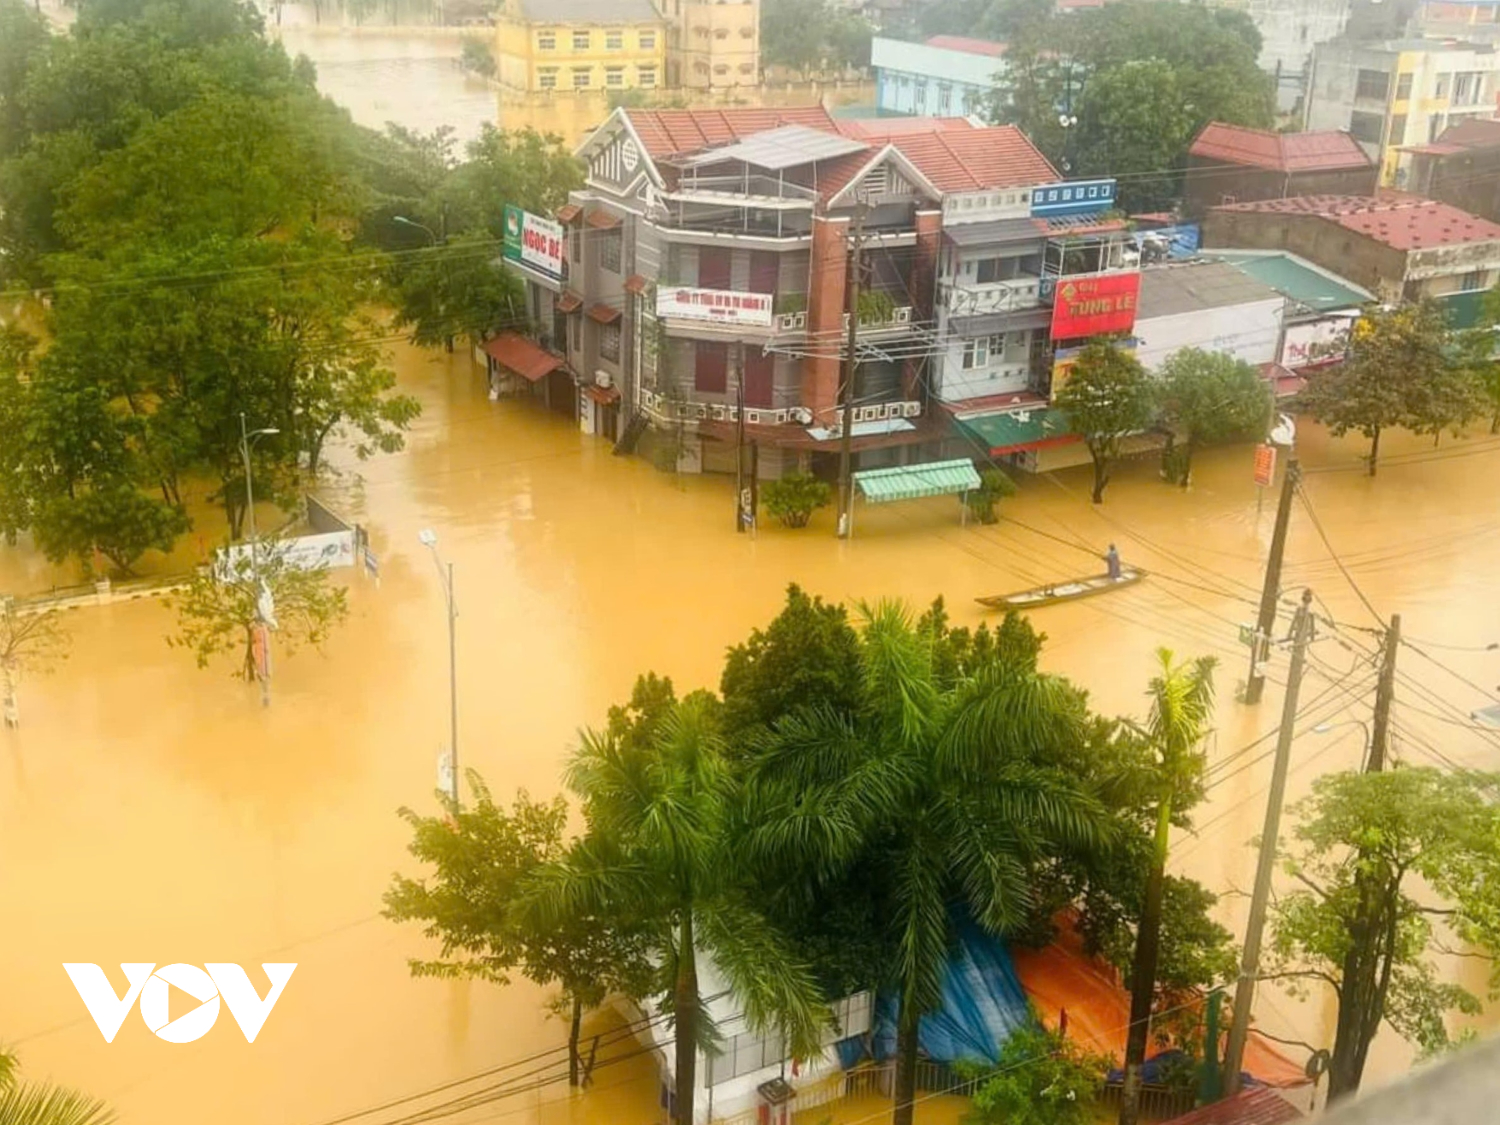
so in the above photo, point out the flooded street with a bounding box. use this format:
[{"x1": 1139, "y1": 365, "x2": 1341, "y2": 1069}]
[{"x1": 3, "y1": 337, "x2": 1499, "y2": 1125}]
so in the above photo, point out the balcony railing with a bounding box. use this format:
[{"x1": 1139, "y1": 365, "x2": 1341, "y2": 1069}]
[
  {"x1": 637, "y1": 389, "x2": 922, "y2": 428},
  {"x1": 942, "y1": 277, "x2": 1043, "y2": 317},
  {"x1": 670, "y1": 172, "x2": 820, "y2": 204}
]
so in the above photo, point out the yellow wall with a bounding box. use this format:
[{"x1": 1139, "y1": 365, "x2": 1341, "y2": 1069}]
[
  {"x1": 496, "y1": 15, "x2": 667, "y2": 93},
  {"x1": 676, "y1": 0, "x2": 760, "y2": 89}
]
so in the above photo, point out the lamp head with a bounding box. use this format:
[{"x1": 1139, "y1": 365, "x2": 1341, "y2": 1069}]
[{"x1": 418, "y1": 529, "x2": 438, "y2": 548}]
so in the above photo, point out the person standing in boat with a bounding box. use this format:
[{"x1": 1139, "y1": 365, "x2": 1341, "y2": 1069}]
[{"x1": 1105, "y1": 544, "x2": 1122, "y2": 580}]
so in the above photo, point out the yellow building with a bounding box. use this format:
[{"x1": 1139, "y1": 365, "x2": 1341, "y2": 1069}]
[
  {"x1": 495, "y1": 0, "x2": 667, "y2": 95},
  {"x1": 659, "y1": 0, "x2": 761, "y2": 90}
]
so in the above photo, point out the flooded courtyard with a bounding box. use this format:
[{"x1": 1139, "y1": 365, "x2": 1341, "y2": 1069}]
[{"x1": 2, "y1": 337, "x2": 1499, "y2": 1125}]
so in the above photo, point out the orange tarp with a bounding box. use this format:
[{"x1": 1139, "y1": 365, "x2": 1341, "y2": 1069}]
[{"x1": 1010, "y1": 924, "x2": 1309, "y2": 1089}]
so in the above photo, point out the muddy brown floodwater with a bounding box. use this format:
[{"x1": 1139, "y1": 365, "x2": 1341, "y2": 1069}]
[{"x1": 3, "y1": 339, "x2": 1499, "y2": 1125}]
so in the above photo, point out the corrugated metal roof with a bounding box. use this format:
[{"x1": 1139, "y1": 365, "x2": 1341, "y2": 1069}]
[
  {"x1": 944, "y1": 217, "x2": 1046, "y2": 246},
  {"x1": 955, "y1": 408, "x2": 1075, "y2": 455},
  {"x1": 1158, "y1": 1087, "x2": 1301, "y2": 1125},
  {"x1": 1211, "y1": 251, "x2": 1371, "y2": 313},
  {"x1": 853, "y1": 458, "x2": 981, "y2": 502},
  {"x1": 923, "y1": 34, "x2": 1008, "y2": 57},
  {"x1": 1191, "y1": 122, "x2": 1371, "y2": 173},
  {"x1": 678, "y1": 124, "x2": 869, "y2": 171},
  {"x1": 1136, "y1": 260, "x2": 1284, "y2": 321},
  {"x1": 518, "y1": 0, "x2": 659, "y2": 23}
]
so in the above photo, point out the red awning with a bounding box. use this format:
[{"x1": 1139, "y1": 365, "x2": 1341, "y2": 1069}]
[
  {"x1": 585, "y1": 209, "x2": 621, "y2": 230},
  {"x1": 556, "y1": 291, "x2": 583, "y2": 314},
  {"x1": 1157, "y1": 1088, "x2": 1301, "y2": 1125},
  {"x1": 624, "y1": 274, "x2": 648, "y2": 295},
  {"x1": 584, "y1": 384, "x2": 621, "y2": 405},
  {"x1": 587, "y1": 304, "x2": 622, "y2": 324},
  {"x1": 1261, "y1": 362, "x2": 1307, "y2": 398},
  {"x1": 482, "y1": 333, "x2": 563, "y2": 383},
  {"x1": 556, "y1": 204, "x2": 582, "y2": 223}
]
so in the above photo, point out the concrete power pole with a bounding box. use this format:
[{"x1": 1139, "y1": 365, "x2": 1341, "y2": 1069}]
[
  {"x1": 1224, "y1": 588, "x2": 1316, "y2": 1094},
  {"x1": 1368, "y1": 614, "x2": 1401, "y2": 772},
  {"x1": 836, "y1": 205, "x2": 866, "y2": 539},
  {"x1": 1246, "y1": 459, "x2": 1301, "y2": 704}
]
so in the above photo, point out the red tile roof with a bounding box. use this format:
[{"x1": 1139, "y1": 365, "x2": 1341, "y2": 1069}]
[
  {"x1": 1190, "y1": 122, "x2": 1372, "y2": 173},
  {"x1": 844, "y1": 126, "x2": 1057, "y2": 192},
  {"x1": 1210, "y1": 195, "x2": 1500, "y2": 251},
  {"x1": 924, "y1": 34, "x2": 1008, "y2": 57},
  {"x1": 483, "y1": 333, "x2": 563, "y2": 383},
  {"x1": 837, "y1": 116, "x2": 977, "y2": 138},
  {"x1": 1158, "y1": 1087, "x2": 1301, "y2": 1125},
  {"x1": 625, "y1": 106, "x2": 838, "y2": 158},
  {"x1": 1435, "y1": 115, "x2": 1500, "y2": 150}
]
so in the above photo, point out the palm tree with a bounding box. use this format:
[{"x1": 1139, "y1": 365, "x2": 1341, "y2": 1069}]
[
  {"x1": 1118, "y1": 650, "x2": 1216, "y2": 1125},
  {"x1": 0, "y1": 1049, "x2": 115, "y2": 1125},
  {"x1": 522, "y1": 690, "x2": 828, "y2": 1125},
  {"x1": 742, "y1": 603, "x2": 1109, "y2": 1125}
]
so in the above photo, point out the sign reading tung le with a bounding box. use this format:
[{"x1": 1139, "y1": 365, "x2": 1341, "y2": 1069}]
[{"x1": 1050, "y1": 272, "x2": 1141, "y2": 341}]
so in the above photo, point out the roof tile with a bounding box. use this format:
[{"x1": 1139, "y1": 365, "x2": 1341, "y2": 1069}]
[
  {"x1": 923, "y1": 34, "x2": 1007, "y2": 57},
  {"x1": 1210, "y1": 195, "x2": 1500, "y2": 251},
  {"x1": 1191, "y1": 122, "x2": 1372, "y2": 173},
  {"x1": 625, "y1": 106, "x2": 838, "y2": 159}
]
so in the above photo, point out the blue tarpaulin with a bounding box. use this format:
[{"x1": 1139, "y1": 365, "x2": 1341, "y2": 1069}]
[{"x1": 864, "y1": 914, "x2": 1032, "y2": 1067}]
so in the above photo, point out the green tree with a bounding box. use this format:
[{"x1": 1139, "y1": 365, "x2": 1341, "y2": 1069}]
[
  {"x1": 0, "y1": 326, "x2": 37, "y2": 545},
  {"x1": 761, "y1": 0, "x2": 872, "y2": 72},
  {"x1": 0, "y1": 1048, "x2": 114, "y2": 1125},
  {"x1": 965, "y1": 466, "x2": 1018, "y2": 524},
  {"x1": 168, "y1": 540, "x2": 350, "y2": 679},
  {"x1": 761, "y1": 469, "x2": 832, "y2": 528},
  {"x1": 1297, "y1": 302, "x2": 1480, "y2": 476},
  {"x1": 1073, "y1": 61, "x2": 1193, "y2": 213},
  {"x1": 1268, "y1": 767, "x2": 1500, "y2": 1100},
  {"x1": 1155, "y1": 348, "x2": 1273, "y2": 487},
  {"x1": 522, "y1": 681, "x2": 827, "y2": 1125},
  {"x1": 743, "y1": 602, "x2": 1107, "y2": 1125},
  {"x1": 385, "y1": 778, "x2": 656, "y2": 1085},
  {"x1": 32, "y1": 483, "x2": 189, "y2": 577},
  {"x1": 459, "y1": 36, "x2": 496, "y2": 78},
  {"x1": 1118, "y1": 651, "x2": 1217, "y2": 1125},
  {"x1": 438, "y1": 125, "x2": 583, "y2": 238},
  {"x1": 0, "y1": 601, "x2": 69, "y2": 730},
  {"x1": 1053, "y1": 340, "x2": 1154, "y2": 503},
  {"x1": 1467, "y1": 288, "x2": 1500, "y2": 432},
  {"x1": 393, "y1": 231, "x2": 526, "y2": 351},
  {"x1": 962, "y1": 1022, "x2": 1109, "y2": 1125}
]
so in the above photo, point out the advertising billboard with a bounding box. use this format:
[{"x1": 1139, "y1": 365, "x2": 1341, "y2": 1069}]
[
  {"x1": 1050, "y1": 272, "x2": 1141, "y2": 341},
  {"x1": 502, "y1": 204, "x2": 565, "y2": 280},
  {"x1": 656, "y1": 286, "x2": 774, "y2": 327},
  {"x1": 1280, "y1": 316, "x2": 1354, "y2": 369}
]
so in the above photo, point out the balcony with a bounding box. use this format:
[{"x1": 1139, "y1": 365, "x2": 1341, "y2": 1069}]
[
  {"x1": 941, "y1": 277, "x2": 1043, "y2": 318},
  {"x1": 666, "y1": 172, "x2": 820, "y2": 206}
]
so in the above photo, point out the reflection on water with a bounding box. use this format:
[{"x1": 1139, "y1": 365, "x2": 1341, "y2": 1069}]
[{"x1": 3, "y1": 339, "x2": 1499, "y2": 1123}]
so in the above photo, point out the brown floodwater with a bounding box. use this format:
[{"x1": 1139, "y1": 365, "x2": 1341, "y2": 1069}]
[{"x1": 3, "y1": 339, "x2": 1499, "y2": 1125}]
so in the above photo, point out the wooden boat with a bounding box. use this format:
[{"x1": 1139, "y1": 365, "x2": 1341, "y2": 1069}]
[{"x1": 976, "y1": 567, "x2": 1147, "y2": 610}]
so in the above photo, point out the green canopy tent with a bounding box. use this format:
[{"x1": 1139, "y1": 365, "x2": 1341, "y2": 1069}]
[{"x1": 849, "y1": 458, "x2": 982, "y2": 538}]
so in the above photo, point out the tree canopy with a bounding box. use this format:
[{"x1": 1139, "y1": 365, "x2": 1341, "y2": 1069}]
[
  {"x1": 1156, "y1": 348, "x2": 1273, "y2": 487},
  {"x1": 761, "y1": 0, "x2": 874, "y2": 72},
  {"x1": 1053, "y1": 340, "x2": 1154, "y2": 503}
]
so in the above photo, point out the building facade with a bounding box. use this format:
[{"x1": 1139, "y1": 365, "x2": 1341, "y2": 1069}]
[
  {"x1": 1400, "y1": 115, "x2": 1500, "y2": 223},
  {"x1": 495, "y1": 0, "x2": 666, "y2": 94},
  {"x1": 1184, "y1": 122, "x2": 1377, "y2": 218},
  {"x1": 1304, "y1": 38, "x2": 1500, "y2": 186},
  {"x1": 1204, "y1": 0, "x2": 1353, "y2": 112},
  {"x1": 869, "y1": 35, "x2": 1006, "y2": 118},
  {"x1": 657, "y1": 0, "x2": 761, "y2": 90}
]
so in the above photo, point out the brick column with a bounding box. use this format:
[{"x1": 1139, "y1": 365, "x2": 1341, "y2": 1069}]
[
  {"x1": 905, "y1": 208, "x2": 943, "y2": 400},
  {"x1": 804, "y1": 214, "x2": 850, "y2": 424}
]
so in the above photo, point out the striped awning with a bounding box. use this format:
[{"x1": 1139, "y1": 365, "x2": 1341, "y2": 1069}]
[{"x1": 853, "y1": 459, "x2": 981, "y2": 504}]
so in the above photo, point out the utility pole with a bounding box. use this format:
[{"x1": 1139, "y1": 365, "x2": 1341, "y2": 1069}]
[
  {"x1": 240, "y1": 413, "x2": 280, "y2": 709},
  {"x1": 1368, "y1": 614, "x2": 1401, "y2": 772},
  {"x1": 836, "y1": 204, "x2": 866, "y2": 540},
  {"x1": 1224, "y1": 588, "x2": 1315, "y2": 1095},
  {"x1": 1245, "y1": 458, "x2": 1301, "y2": 704},
  {"x1": 734, "y1": 344, "x2": 746, "y2": 533}
]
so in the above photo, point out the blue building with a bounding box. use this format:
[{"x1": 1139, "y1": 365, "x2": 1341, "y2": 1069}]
[{"x1": 869, "y1": 35, "x2": 1007, "y2": 118}]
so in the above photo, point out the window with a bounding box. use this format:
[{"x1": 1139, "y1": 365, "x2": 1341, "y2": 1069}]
[
  {"x1": 600, "y1": 321, "x2": 621, "y2": 362},
  {"x1": 639, "y1": 30, "x2": 656, "y2": 49},
  {"x1": 1430, "y1": 114, "x2": 1447, "y2": 142},
  {"x1": 538, "y1": 30, "x2": 556, "y2": 50},
  {"x1": 605, "y1": 30, "x2": 622, "y2": 49},
  {"x1": 695, "y1": 341, "x2": 728, "y2": 393},
  {"x1": 638, "y1": 65, "x2": 657, "y2": 87},
  {"x1": 538, "y1": 67, "x2": 558, "y2": 89},
  {"x1": 914, "y1": 80, "x2": 927, "y2": 113},
  {"x1": 1349, "y1": 110, "x2": 1384, "y2": 145},
  {"x1": 715, "y1": 26, "x2": 728, "y2": 38},
  {"x1": 572, "y1": 67, "x2": 591, "y2": 88},
  {"x1": 605, "y1": 66, "x2": 625, "y2": 87},
  {"x1": 573, "y1": 30, "x2": 590, "y2": 50},
  {"x1": 1355, "y1": 68, "x2": 1390, "y2": 101},
  {"x1": 600, "y1": 228, "x2": 622, "y2": 273},
  {"x1": 961, "y1": 337, "x2": 989, "y2": 369},
  {"x1": 1388, "y1": 114, "x2": 1407, "y2": 144},
  {"x1": 1395, "y1": 73, "x2": 1413, "y2": 100},
  {"x1": 936, "y1": 83, "x2": 951, "y2": 115},
  {"x1": 1455, "y1": 70, "x2": 1484, "y2": 105},
  {"x1": 1436, "y1": 74, "x2": 1451, "y2": 98},
  {"x1": 714, "y1": 63, "x2": 728, "y2": 75},
  {"x1": 975, "y1": 256, "x2": 1023, "y2": 284},
  {"x1": 1461, "y1": 269, "x2": 1487, "y2": 291}
]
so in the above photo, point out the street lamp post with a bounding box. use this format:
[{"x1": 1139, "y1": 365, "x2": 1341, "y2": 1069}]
[
  {"x1": 418, "y1": 529, "x2": 459, "y2": 806},
  {"x1": 239, "y1": 413, "x2": 280, "y2": 708},
  {"x1": 1313, "y1": 719, "x2": 1374, "y2": 768},
  {"x1": 393, "y1": 215, "x2": 439, "y2": 245}
]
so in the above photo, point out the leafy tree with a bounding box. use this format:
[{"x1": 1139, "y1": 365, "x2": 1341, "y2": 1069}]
[
  {"x1": 168, "y1": 540, "x2": 350, "y2": 679},
  {"x1": 0, "y1": 601, "x2": 69, "y2": 730},
  {"x1": 1053, "y1": 340, "x2": 1154, "y2": 503},
  {"x1": 1073, "y1": 61, "x2": 1193, "y2": 213},
  {"x1": 437, "y1": 125, "x2": 583, "y2": 239},
  {"x1": 32, "y1": 483, "x2": 190, "y2": 577},
  {"x1": 719, "y1": 583, "x2": 863, "y2": 739},
  {"x1": 1155, "y1": 349, "x2": 1273, "y2": 487},
  {"x1": 761, "y1": 470, "x2": 832, "y2": 528},
  {"x1": 0, "y1": 1047, "x2": 114, "y2": 1125},
  {"x1": 1467, "y1": 288, "x2": 1500, "y2": 432},
  {"x1": 742, "y1": 602, "x2": 1107, "y2": 1125},
  {"x1": 965, "y1": 466, "x2": 1017, "y2": 524},
  {"x1": 385, "y1": 778, "x2": 656, "y2": 1085},
  {"x1": 961, "y1": 1022, "x2": 1110, "y2": 1125},
  {"x1": 393, "y1": 231, "x2": 527, "y2": 351},
  {"x1": 459, "y1": 37, "x2": 496, "y2": 78},
  {"x1": 0, "y1": 326, "x2": 36, "y2": 545},
  {"x1": 1118, "y1": 650, "x2": 1217, "y2": 1125},
  {"x1": 761, "y1": 0, "x2": 872, "y2": 72},
  {"x1": 1297, "y1": 302, "x2": 1480, "y2": 476},
  {"x1": 522, "y1": 682, "x2": 828, "y2": 1125},
  {"x1": 1268, "y1": 767, "x2": 1500, "y2": 1100}
]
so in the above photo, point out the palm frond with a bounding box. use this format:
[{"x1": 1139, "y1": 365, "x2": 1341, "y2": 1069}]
[
  {"x1": 0, "y1": 1082, "x2": 116, "y2": 1125},
  {"x1": 935, "y1": 667, "x2": 1086, "y2": 780},
  {"x1": 1145, "y1": 648, "x2": 1218, "y2": 776},
  {"x1": 891, "y1": 836, "x2": 951, "y2": 1017},
  {"x1": 854, "y1": 601, "x2": 940, "y2": 750}
]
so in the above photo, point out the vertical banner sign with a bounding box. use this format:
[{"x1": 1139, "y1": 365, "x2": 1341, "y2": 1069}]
[
  {"x1": 253, "y1": 624, "x2": 272, "y2": 681},
  {"x1": 502, "y1": 204, "x2": 565, "y2": 281},
  {"x1": 1253, "y1": 443, "x2": 1277, "y2": 488},
  {"x1": 1050, "y1": 273, "x2": 1141, "y2": 340}
]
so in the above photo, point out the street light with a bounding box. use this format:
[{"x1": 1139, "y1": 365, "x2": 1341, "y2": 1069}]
[
  {"x1": 1313, "y1": 719, "x2": 1374, "y2": 768},
  {"x1": 240, "y1": 414, "x2": 280, "y2": 708},
  {"x1": 418, "y1": 528, "x2": 459, "y2": 806},
  {"x1": 393, "y1": 215, "x2": 439, "y2": 245}
]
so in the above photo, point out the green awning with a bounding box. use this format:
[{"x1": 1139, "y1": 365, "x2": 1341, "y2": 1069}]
[
  {"x1": 956, "y1": 408, "x2": 1076, "y2": 455},
  {"x1": 853, "y1": 459, "x2": 982, "y2": 504}
]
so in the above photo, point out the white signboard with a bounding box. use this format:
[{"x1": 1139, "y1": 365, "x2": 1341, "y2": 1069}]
[
  {"x1": 503, "y1": 205, "x2": 565, "y2": 281},
  {"x1": 1281, "y1": 316, "x2": 1354, "y2": 369},
  {"x1": 656, "y1": 286, "x2": 774, "y2": 327},
  {"x1": 216, "y1": 531, "x2": 356, "y2": 580}
]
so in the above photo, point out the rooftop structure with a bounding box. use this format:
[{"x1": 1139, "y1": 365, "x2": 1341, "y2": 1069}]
[
  {"x1": 1210, "y1": 195, "x2": 1500, "y2": 251},
  {"x1": 1210, "y1": 249, "x2": 1373, "y2": 313},
  {"x1": 869, "y1": 33, "x2": 1009, "y2": 118},
  {"x1": 1190, "y1": 123, "x2": 1372, "y2": 174},
  {"x1": 1135, "y1": 259, "x2": 1284, "y2": 321}
]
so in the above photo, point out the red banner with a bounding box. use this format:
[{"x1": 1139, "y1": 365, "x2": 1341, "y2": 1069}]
[
  {"x1": 1253, "y1": 443, "x2": 1276, "y2": 488},
  {"x1": 1050, "y1": 272, "x2": 1141, "y2": 341}
]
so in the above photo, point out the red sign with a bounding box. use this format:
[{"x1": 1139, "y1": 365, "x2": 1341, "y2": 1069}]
[
  {"x1": 1050, "y1": 272, "x2": 1141, "y2": 341},
  {"x1": 1253, "y1": 443, "x2": 1276, "y2": 488}
]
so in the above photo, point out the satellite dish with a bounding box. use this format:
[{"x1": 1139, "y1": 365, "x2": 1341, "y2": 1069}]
[{"x1": 1270, "y1": 413, "x2": 1296, "y2": 447}]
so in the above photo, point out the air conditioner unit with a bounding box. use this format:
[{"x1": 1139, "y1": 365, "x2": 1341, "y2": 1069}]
[
  {"x1": 902, "y1": 402, "x2": 922, "y2": 418},
  {"x1": 793, "y1": 407, "x2": 813, "y2": 425},
  {"x1": 711, "y1": 404, "x2": 728, "y2": 421},
  {"x1": 595, "y1": 370, "x2": 613, "y2": 388}
]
